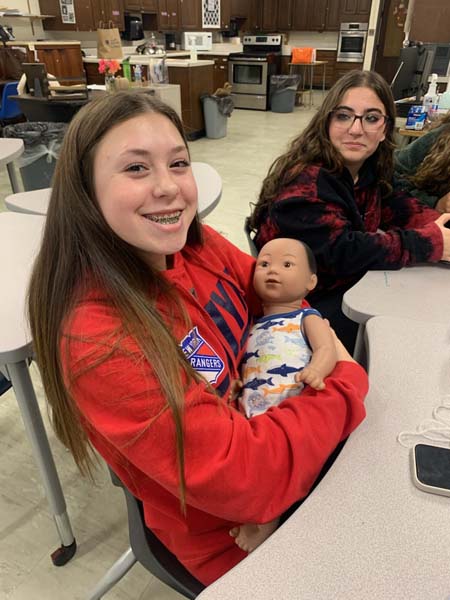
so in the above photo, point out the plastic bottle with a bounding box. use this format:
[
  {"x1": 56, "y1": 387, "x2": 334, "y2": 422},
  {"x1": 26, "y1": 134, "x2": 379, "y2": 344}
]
[
  {"x1": 438, "y1": 75, "x2": 450, "y2": 111},
  {"x1": 189, "y1": 36, "x2": 197, "y2": 61},
  {"x1": 133, "y1": 64, "x2": 142, "y2": 86},
  {"x1": 422, "y1": 73, "x2": 439, "y2": 115},
  {"x1": 122, "y1": 57, "x2": 132, "y2": 82}
]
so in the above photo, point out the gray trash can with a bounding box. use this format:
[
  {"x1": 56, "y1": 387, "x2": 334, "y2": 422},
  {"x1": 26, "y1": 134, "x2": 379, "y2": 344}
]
[
  {"x1": 270, "y1": 75, "x2": 301, "y2": 113},
  {"x1": 3, "y1": 122, "x2": 67, "y2": 191},
  {"x1": 202, "y1": 95, "x2": 234, "y2": 139}
]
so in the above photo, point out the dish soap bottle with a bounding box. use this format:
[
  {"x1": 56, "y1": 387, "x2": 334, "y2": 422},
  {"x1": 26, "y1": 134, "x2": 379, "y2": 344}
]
[{"x1": 422, "y1": 73, "x2": 439, "y2": 115}]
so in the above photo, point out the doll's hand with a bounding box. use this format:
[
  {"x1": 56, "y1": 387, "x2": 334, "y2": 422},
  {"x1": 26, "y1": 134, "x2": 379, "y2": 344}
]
[
  {"x1": 229, "y1": 379, "x2": 243, "y2": 402},
  {"x1": 295, "y1": 366, "x2": 326, "y2": 390},
  {"x1": 435, "y1": 192, "x2": 450, "y2": 214}
]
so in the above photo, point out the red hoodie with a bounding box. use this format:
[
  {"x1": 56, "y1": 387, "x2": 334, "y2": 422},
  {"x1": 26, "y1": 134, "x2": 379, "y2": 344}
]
[{"x1": 63, "y1": 226, "x2": 367, "y2": 585}]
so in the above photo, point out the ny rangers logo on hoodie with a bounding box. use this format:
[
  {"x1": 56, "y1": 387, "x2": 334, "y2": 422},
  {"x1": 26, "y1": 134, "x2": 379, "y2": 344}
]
[{"x1": 180, "y1": 326, "x2": 225, "y2": 384}]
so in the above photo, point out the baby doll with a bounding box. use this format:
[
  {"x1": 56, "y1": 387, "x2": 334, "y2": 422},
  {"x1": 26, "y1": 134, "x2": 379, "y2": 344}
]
[{"x1": 230, "y1": 237, "x2": 337, "y2": 552}]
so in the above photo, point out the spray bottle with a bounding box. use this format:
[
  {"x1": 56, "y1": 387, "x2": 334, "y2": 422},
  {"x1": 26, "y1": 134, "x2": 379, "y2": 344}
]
[
  {"x1": 438, "y1": 75, "x2": 450, "y2": 112},
  {"x1": 422, "y1": 73, "x2": 439, "y2": 116},
  {"x1": 133, "y1": 64, "x2": 142, "y2": 86}
]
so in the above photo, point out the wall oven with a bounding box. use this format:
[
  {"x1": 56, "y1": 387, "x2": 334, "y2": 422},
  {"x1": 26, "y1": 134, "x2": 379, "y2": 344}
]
[
  {"x1": 337, "y1": 23, "x2": 368, "y2": 63},
  {"x1": 228, "y1": 35, "x2": 282, "y2": 111}
]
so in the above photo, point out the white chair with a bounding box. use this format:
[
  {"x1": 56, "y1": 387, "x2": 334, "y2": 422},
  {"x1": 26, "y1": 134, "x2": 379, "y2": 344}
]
[
  {"x1": 4, "y1": 162, "x2": 222, "y2": 219},
  {"x1": 0, "y1": 137, "x2": 24, "y2": 193}
]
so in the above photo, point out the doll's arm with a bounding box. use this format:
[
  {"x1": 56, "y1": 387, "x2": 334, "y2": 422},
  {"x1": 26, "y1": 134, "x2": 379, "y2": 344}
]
[{"x1": 295, "y1": 315, "x2": 338, "y2": 390}]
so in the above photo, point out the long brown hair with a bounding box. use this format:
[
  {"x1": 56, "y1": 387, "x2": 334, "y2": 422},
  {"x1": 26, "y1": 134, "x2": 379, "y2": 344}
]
[
  {"x1": 249, "y1": 70, "x2": 396, "y2": 229},
  {"x1": 408, "y1": 111, "x2": 450, "y2": 197},
  {"x1": 28, "y1": 91, "x2": 203, "y2": 510}
]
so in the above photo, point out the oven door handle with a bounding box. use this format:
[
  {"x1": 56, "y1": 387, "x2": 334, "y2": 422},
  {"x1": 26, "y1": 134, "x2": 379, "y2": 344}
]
[{"x1": 229, "y1": 57, "x2": 267, "y2": 63}]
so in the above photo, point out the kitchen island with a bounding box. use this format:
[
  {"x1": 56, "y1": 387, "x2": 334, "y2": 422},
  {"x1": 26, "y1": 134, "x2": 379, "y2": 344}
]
[{"x1": 83, "y1": 55, "x2": 214, "y2": 140}]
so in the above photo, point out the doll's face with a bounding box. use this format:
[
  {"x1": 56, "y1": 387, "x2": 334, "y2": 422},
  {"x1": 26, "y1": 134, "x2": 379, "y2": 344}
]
[{"x1": 253, "y1": 238, "x2": 317, "y2": 307}]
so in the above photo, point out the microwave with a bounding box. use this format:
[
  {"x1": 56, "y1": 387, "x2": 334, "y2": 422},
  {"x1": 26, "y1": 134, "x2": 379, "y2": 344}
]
[{"x1": 182, "y1": 31, "x2": 212, "y2": 51}]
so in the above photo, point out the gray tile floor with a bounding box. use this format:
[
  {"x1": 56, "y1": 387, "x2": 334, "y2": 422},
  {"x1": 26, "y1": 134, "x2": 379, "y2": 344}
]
[{"x1": 0, "y1": 100, "x2": 318, "y2": 600}]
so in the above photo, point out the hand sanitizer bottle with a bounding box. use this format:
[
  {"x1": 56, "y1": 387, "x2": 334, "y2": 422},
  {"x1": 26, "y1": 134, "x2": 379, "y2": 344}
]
[
  {"x1": 189, "y1": 36, "x2": 197, "y2": 61},
  {"x1": 438, "y1": 75, "x2": 450, "y2": 112},
  {"x1": 423, "y1": 73, "x2": 439, "y2": 115}
]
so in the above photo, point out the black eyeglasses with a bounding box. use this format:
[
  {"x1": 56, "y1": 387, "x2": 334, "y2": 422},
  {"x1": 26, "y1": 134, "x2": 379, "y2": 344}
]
[{"x1": 329, "y1": 109, "x2": 390, "y2": 132}]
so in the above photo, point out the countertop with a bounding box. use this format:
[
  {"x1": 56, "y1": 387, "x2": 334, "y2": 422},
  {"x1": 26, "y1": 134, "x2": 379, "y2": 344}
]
[{"x1": 82, "y1": 55, "x2": 214, "y2": 68}]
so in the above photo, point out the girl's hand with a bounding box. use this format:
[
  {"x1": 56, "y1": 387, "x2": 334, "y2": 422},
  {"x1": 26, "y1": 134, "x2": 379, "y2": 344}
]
[{"x1": 435, "y1": 192, "x2": 450, "y2": 214}]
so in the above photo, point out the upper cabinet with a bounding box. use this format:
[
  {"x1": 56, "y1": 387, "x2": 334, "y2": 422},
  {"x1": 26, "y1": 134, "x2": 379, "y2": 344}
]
[
  {"x1": 230, "y1": 0, "x2": 250, "y2": 19},
  {"x1": 279, "y1": 0, "x2": 344, "y2": 31},
  {"x1": 221, "y1": 0, "x2": 231, "y2": 30},
  {"x1": 179, "y1": 0, "x2": 201, "y2": 29},
  {"x1": 123, "y1": 0, "x2": 157, "y2": 12},
  {"x1": 157, "y1": 0, "x2": 179, "y2": 29},
  {"x1": 39, "y1": 0, "x2": 94, "y2": 31},
  {"x1": 340, "y1": 0, "x2": 372, "y2": 22},
  {"x1": 262, "y1": 0, "x2": 278, "y2": 30}
]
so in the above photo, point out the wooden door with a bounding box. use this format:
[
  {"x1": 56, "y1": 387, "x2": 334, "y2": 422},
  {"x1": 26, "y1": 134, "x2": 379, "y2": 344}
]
[
  {"x1": 291, "y1": 0, "x2": 308, "y2": 30},
  {"x1": 36, "y1": 46, "x2": 85, "y2": 80},
  {"x1": 179, "y1": 0, "x2": 201, "y2": 29},
  {"x1": 221, "y1": 0, "x2": 231, "y2": 30},
  {"x1": 325, "y1": 0, "x2": 341, "y2": 30},
  {"x1": 141, "y1": 0, "x2": 158, "y2": 11},
  {"x1": 40, "y1": 0, "x2": 95, "y2": 30},
  {"x1": 262, "y1": 0, "x2": 278, "y2": 30},
  {"x1": 231, "y1": 0, "x2": 250, "y2": 18},
  {"x1": 167, "y1": 0, "x2": 179, "y2": 29},
  {"x1": 340, "y1": 0, "x2": 372, "y2": 21},
  {"x1": 306, "y1": 0, "x2": 327, "y2": 30},
  {"x1": 123, "y1": 0, "x2": 142, "y2": 12},
  {"x1": 157, "y1": 0, "x2": 170, "y2": 28},
  {"x1": 104, "y1": 0, "x2": 125, "y2": 30},
  {"x1": 278, "y1": 0, "x2": 293, "y2": 29}
]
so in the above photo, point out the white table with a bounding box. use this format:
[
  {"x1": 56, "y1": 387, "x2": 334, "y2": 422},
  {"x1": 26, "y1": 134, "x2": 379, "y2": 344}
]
[
  {"x1": 197, "y1": 315, "x2": 450, "y2": 600},
  {"x1": 4, "y1": 161, "x2": 222, "y2": 219},
  {"x1": 0, "y1": 212, "x2": 76, "y2": 565},
  {"x1": 0, "y1": 137, "x2": 24, "y2": 193},
  {"x1": 342, "y1": 263, "x2": 450, "y2": 361}
]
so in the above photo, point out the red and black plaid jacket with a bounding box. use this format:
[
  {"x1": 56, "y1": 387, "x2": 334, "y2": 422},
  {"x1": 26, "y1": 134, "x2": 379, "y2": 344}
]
[{"x1": 254, "y1": 158, "x2": 442, "y2": 301}]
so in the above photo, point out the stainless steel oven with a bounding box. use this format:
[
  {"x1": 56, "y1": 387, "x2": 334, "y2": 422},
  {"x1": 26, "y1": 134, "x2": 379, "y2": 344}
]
[
  {"x1": 228, "y1": 35, "x2": 282, "y2": 111},
  {"x1": 337, "y1": 23, "x2": 368, "y2": 63}
]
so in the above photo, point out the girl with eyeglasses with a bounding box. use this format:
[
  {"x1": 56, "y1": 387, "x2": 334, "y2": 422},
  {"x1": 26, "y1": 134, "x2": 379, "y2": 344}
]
[{"x1": 248, "y1": 70, "x2": 450, "y2": 352}]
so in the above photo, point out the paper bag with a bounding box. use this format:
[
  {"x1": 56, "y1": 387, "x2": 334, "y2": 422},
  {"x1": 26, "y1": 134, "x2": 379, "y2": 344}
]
[
  {"x1": 291, "y1": 47, "x2": 316, "y2": 64},
  {"x1": 97, "y1": 22, "x2": 123, "y2": 60}
]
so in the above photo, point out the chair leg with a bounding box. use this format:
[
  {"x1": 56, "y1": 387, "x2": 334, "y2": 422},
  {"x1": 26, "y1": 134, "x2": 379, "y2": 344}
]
[{"x1": 87, "y1": 546, "x2": 137, "y2": 600}]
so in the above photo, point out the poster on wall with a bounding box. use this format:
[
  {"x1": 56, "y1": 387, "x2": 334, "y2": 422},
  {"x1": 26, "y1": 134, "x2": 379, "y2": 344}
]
[
  {"x1": 59, "y1": 0, "x2": 76, "y2": 24},
  {"x1": 202, "y1": 0, "x2": 220, "y2": 29}
]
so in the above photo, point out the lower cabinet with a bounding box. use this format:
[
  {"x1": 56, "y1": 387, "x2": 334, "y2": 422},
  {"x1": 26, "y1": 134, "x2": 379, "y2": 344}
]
[
  {"x1": 333, "y1": 61, "x2": 363, "y2": 84},
  {"x1": 199, "y1": 54, "x2": 229, "y2": 90},
  {"x1": 167, "y1": 64, "x2": 214, "y2": 140},
  {"x1": 12, "y1": 43, "x2": 85, "y2": 82},
  {"x1": 280, "y1": 50, "x2": 337, "y2": 89}
]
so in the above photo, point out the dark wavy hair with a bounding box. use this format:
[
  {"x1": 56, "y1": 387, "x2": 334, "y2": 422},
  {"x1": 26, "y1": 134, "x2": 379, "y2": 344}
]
[
  {"x1": 249, "y1": 70, "x2": 396, "y2": 230},
  {"x1": 409, "y1": 111, "x2": 450, "y2": 197}
]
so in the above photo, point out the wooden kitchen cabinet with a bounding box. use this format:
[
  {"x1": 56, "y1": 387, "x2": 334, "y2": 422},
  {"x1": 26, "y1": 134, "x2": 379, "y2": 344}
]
[
  {"x1": 291, "y1": 0, "x2": 309, "y2": 30},
  {"x1": 340, "y1": 0, "x2": 372, "y2": 22},
  {"x1": 91, "y1": 0, "x2": 125, "y2": 30},
  {"x1": 13, "y1": 42, "x2": 85, "y2": 81},
  {"x1": 231, "y1": 0, "x2": 250, "y2": 19},
  {"x1": 39, "y1": 0, "x2": 94, "y2": 31},
  {"x1": 221, "y1": 0, "x2": 231, "y2": 30},
  {"x1": 179, "y1": 0, "x2": 201, "y2": 29},
  {"x1": 199, "y1": 54, "x2": 229, "y2": 90},
  {"x1": 278, "y1": 0, "x2": 293, "y2": 29},
  {"x1": 333, "y1": 60, "x2": 363, "y2": 84},
  {"x1": 281, "y1": 49, "x2": 336, "y2": 88},
  {"x1": 124, "y1": 0, "x2": 157, "y2": 12},
  {"x1": 157, "y1": 0, "x2": 178, "y2": 29},
  {"x1": 262, "y1": 0, "x2": 278, "y2": 30},
  {"x1": 167, "y1": 63, "x2": 214, "y2": 140}
]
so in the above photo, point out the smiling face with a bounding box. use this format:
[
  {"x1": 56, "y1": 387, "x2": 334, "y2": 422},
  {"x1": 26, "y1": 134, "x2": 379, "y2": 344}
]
[
  {"x1": 93, "y1": 112, "x2": 198, "y2": 270},
  {"x1": 328, "y1": 86, "x2": 387, "y2": 180},
  {"x1": 253, "y1": 238, "x2": 318, "y2": 316}
]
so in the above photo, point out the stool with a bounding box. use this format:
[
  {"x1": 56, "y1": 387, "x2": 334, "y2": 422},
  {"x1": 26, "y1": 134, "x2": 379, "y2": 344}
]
[{"x1": 0, "y1": 138, "x2": 24, "y2": 193}]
